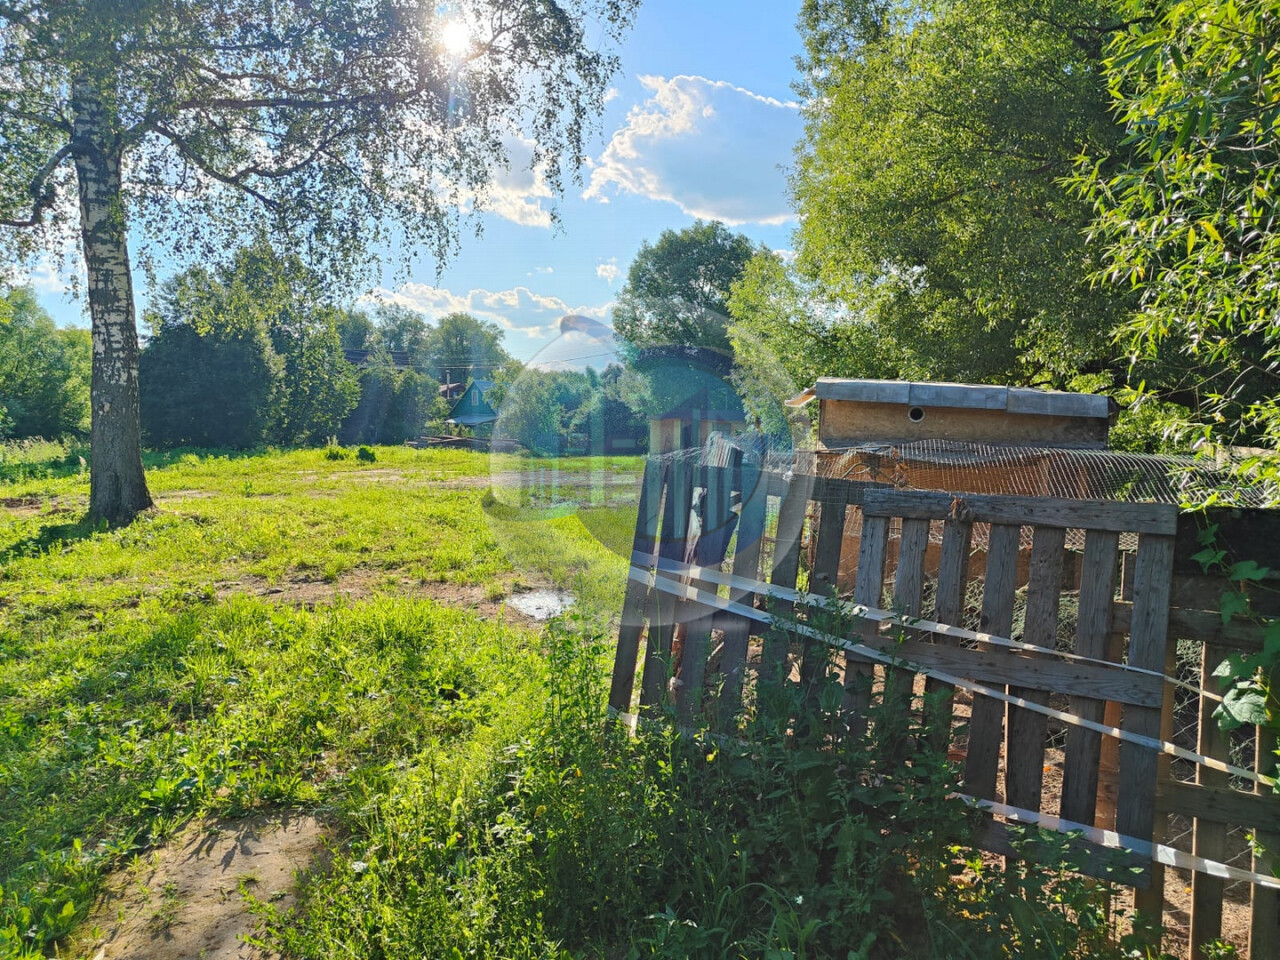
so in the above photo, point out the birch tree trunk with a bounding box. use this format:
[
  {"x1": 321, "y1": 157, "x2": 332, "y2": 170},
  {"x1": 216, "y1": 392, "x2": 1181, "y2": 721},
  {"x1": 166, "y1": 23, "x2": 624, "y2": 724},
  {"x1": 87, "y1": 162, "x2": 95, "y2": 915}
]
[{"x1": 73, "y1": 81, "x2": 153, "y2": 525}]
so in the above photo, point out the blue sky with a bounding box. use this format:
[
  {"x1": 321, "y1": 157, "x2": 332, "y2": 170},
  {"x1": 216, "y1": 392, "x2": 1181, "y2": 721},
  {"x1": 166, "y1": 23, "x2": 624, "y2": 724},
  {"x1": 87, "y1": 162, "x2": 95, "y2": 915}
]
[{"x1": 31, "y1": 0, "x2": 806, "y2": 369}]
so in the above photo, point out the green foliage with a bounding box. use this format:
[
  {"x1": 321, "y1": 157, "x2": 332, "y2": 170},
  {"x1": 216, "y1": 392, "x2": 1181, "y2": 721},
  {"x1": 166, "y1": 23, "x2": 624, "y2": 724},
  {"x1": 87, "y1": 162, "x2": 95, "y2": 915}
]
[
  {"x1": 1072, "y1": 0, "x2": 1280, "y2": 452},
  {"x1": 613, "y1": 220, "x2": 759, "y2": 353},
  {"x1": 1190, "y1": 523, "x2": 1280, "y2": 737},
  {"x1": 497, "y1": 370, "x2": 567, "y2": 456},
  {"x1": 0, "y1": 286, "x2": 89, "y2": 440},
  {"x1": 792, "y1": 0, "x2": 1133, "y2": 386},
  {"x1": 140, "y1": 244, "x2": 359, "y2": 449},
  {"x1": 356, "y1": 446, "x2": 377, "y2": 463},
  {"x1": 423, "y1": 312, "x2": 514, "y2": 380},
  {"x1": 340, "y1": 352, "x2": 434, "y2": 445},
  {"x1": 728, "y1": 251, "x2": 898, "y2": 435},
  {"x1": 271, "y1": 612, "x2": 1137, "y2": 959}
]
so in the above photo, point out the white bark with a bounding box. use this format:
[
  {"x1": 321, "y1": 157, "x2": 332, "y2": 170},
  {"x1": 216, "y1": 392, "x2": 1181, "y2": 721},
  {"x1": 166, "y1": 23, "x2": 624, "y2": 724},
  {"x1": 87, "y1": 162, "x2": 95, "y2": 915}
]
[{"x1": 73, "y1": 78, "x2": 153, "y2": 525}]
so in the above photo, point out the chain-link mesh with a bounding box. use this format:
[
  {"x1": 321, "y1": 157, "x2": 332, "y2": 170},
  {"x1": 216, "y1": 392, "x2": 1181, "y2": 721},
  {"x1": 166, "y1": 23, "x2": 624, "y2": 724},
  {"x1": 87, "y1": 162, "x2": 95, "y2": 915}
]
[{"x1": 804, "y1": 440, "x2": 1276, "y2": 508}]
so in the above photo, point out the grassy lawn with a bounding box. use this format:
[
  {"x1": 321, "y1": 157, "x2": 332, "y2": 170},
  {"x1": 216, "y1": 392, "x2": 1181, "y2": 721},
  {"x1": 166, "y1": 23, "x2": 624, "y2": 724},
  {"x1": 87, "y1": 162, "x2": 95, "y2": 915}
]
[
  {"x1": 0, "y1": 443, "x2": 639, "y2": 959},
  {"x1": 1, "y1": 443, "x2": 1151, "y2": 960}
]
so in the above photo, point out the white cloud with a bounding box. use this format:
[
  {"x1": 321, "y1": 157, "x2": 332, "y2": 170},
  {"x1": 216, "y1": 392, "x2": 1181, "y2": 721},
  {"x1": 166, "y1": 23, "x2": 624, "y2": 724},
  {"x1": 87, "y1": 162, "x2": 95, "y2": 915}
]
[
  {"x1": 3, "y1": 253, "x2": 74, "y2": 296},
  {"x1": 448, "y1": 132, "x2": 555, "y2": 228},
  {"x1": 363, "y1": 282, "x2": 614, "y2": 359},
  {"x1": 528, "y1": 266, "x2": 554, "y2": 276},
  {"x1": 596, "y1": 258, "x2": 620, "y2": 285},
  {"x1": 584, "y1": 75, "x2": 801, "y2": 225},
  {"x1": 603, "y1": 87, "x2": 621, "y2": 104}
]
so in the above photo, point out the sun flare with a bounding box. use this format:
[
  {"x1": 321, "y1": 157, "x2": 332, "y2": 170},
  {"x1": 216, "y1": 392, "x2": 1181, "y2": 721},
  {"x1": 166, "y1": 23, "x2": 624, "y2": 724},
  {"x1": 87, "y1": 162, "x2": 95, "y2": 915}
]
[{"x1": 440, "y1": 20, "x2": 470, "y2": 58}]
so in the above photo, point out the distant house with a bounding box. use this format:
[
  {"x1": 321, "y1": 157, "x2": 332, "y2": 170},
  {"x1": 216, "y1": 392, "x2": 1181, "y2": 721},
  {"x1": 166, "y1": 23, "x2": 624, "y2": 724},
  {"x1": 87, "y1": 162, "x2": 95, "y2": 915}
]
[
  {"x1": 650, "y1": 385, "x2": 746, "y2": 454},
  {"x1": 445, "y1": 379, "x2": 499, "y2": 434}
]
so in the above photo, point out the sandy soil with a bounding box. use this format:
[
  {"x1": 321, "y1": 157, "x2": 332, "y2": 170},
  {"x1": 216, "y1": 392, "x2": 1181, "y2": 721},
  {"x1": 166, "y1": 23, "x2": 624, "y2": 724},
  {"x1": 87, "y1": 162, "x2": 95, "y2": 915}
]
[{"x1": 79, "y1": 812, "x2": 326, "y2": 960}]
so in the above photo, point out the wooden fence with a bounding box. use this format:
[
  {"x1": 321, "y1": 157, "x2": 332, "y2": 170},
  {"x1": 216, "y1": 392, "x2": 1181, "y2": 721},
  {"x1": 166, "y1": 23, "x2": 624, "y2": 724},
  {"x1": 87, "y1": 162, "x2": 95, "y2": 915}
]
[{"x1": 610, "y1": 455, "x2": 1280, "y2": 958}]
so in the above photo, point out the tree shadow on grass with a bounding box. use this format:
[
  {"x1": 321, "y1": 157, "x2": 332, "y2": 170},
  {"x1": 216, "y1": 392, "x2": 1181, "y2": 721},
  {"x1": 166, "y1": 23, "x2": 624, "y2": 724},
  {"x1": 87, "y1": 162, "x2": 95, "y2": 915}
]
[{"x1": 0, "y1": 516, "x2": 102, "y2": 567}]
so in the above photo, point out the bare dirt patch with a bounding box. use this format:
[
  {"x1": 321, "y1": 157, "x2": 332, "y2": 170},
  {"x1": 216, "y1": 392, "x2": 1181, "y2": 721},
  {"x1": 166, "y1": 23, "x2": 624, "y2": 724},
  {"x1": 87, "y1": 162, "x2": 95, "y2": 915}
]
[
  {"x1": 80, "y1": 811, "x2": 326, "y2": 960},
  {"x1": 215, "y1": 569, "x2": 556, "y2": 625}
]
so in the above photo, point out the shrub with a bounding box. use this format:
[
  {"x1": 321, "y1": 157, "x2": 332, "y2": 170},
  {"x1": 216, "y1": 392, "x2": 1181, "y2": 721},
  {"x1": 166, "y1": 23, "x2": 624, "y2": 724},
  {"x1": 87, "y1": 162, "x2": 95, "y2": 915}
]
[
  {"x1": 323, "y1": 446, "x2": 350, "y2": 461},
  {"x1": 274, "y1": 611, "x2": 1135, "y2": 959},
  {"x1": 356, "y1": 446, "x2": 377, "y2": 463}
]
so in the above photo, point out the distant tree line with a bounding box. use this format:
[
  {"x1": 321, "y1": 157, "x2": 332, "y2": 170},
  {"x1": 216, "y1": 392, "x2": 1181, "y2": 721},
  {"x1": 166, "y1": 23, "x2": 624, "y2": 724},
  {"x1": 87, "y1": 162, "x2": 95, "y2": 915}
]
[
  {"x1": 137, "y1": 243, "x2": 518, "y2": 450},
  {"x1": 0, "y1": 285, "x2": 90, "y2": 441}
]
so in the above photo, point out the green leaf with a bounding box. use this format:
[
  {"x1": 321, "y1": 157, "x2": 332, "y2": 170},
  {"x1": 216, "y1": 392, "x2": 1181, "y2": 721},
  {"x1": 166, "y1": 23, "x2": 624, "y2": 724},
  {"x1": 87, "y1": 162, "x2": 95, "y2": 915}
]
[
  {"x1": 1217, "y1": 683, "x2": 1269, "y2": 729},
  {"x1": 1228, "y1": 560, "x2": 1271, "y2": 582},
  {"x1": 1213, "y1": 651, "x2": 1251, "y2": 681},
  {"x1": 1220, "y1": 590, "x2": 1250, "y2": 625}
]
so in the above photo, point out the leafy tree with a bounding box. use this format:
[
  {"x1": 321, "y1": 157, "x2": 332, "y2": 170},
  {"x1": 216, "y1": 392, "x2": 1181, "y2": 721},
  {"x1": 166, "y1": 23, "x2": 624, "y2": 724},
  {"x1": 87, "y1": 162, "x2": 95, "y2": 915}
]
[
  {"x1": 423, "y1": 312, "x2": 512, "y2": 379},
  {"x1": 0, "y1": 285, "x2": 90, "y2": 438},
  {"x1": 140, "y1": 303, "x2": 280, "y2": 449},
  {"x1": 140, "y1": 245, "x2": 359, "y2": 448},
  {"x1": 568, "y1": 363, "x2": 649, "y2": 451},
  {"x1": 496, "y1": 369, "x2": 563, "y2": 456},
  {"x1": 0, "y1": 0, "x2": 637, "y2": 524},
  {"x1": 791, "y1": 0, "x2": 1134, "y2": 386},
  {"x1": 336, "y1": 311, "x2": 376, "y2": 352},
  {"x1": 612, "y1": 220, "x2": 758, "y2": 352},
  {"x1": 728, "y1": 251, "x2": 900, "y2": 405},
  {"x1": 268, "y1": 306, "x2": 360, "y2": 446},
  {"x1": 1073, "y1": 0, "x2": 1280, "y2": 451},
  {"x1": 372, "y1": 303, "x2": 432, "y2": 361},
  {"x1": 340, "y1": 346, "x2": 433, "y2": 445}
]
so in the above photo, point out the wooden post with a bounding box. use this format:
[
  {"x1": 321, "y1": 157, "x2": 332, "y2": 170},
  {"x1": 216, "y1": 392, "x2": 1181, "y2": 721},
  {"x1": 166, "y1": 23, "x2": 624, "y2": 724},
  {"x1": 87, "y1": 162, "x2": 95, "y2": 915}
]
[
  {"x1": 1061, "y1": 530, "x2": 1120, "y2": 825},
  {"x1": 1005, "y1": 526, "x2": 1066, "y2": 813},
  {"x1": 610, "y1": 458, "x2": 665, "y2": 715},
  {"x1": 1190, "y1": 642, "x2": 1230, "y2": 958},
  {"x1": 925, "y1": 519, "x2": 972, "y2": 751},
  {"x1": 1122, "y1": 534, "x2": 1175, "y2": 938},
  {"x1": 963, "y1": 523, "x2": 1021, "y2": 801}
]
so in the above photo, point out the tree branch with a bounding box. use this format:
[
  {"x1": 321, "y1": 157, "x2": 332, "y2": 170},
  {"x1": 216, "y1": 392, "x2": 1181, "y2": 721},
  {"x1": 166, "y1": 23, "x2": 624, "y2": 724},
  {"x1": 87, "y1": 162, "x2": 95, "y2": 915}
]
[{"x1": 0, "y1": 139, "x2": 73, "y2": 228}]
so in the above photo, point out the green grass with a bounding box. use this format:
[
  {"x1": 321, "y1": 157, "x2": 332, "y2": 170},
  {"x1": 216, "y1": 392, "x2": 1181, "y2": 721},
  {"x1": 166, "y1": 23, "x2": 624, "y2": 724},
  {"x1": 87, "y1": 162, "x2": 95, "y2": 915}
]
[
  {"x1": 0, "y1": 443, "x2": 639, "y2": 959},
  {"x1": 1, "y1": 442, "x2": 1169, "y2": 960}
]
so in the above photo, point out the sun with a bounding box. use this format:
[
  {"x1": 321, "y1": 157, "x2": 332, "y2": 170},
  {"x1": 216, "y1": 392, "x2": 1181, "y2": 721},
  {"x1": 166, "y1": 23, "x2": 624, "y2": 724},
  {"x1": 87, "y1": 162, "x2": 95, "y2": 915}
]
[{"x1": 440, "y1": 20, "x2": 470, "y2": 59}]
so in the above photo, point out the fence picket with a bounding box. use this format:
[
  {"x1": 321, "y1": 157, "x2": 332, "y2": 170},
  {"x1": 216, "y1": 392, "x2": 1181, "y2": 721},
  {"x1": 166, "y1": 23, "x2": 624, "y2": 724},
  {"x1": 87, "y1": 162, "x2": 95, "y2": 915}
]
[
  {"x1": 847, "y1": 514, "x2": 890, "y2": 740},
  {"x1": 1061, "y1": 530, "x2": 1120, "y2": 825},
  {"x1": 611, "y1": 458, "x2": 666, "y2": 714},
  {"x1": 925, "y1": 520, "x2": 972, "y2": 749},
  {"x1": 963, "y1": 522, "x2": 1021, "y2": 801},
  {"x1": 716, "y1": 460, "x2": 765, "y2": 730},
  {"x1": 1006, "y1": 526, "x2": 1066, "y2": 813}
]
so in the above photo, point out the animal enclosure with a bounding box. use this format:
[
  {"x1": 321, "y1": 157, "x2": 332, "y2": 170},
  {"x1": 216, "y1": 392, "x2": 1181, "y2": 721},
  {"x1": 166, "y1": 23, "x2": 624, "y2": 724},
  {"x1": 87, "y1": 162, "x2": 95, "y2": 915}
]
[{"x1": 611, "y1": 451, "x2": 1280, "y2": 959}]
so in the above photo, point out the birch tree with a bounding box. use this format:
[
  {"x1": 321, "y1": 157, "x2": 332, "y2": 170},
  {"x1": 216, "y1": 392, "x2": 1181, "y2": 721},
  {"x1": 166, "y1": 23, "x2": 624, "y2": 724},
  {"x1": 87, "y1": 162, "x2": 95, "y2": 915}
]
[{"x1": 0, "y1": 0, "x2": 636, "y2": 524}]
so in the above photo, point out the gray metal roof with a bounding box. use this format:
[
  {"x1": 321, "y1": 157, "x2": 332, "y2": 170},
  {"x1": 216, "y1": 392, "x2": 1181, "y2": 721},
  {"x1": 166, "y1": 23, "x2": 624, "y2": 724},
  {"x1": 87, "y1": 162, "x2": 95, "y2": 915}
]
[
  {"x1": 445, "y1": 413, "x2": 498, "y2": 426},
  {"x1": 811, "y1": 379, "x2": 1111, "y2": 420}
]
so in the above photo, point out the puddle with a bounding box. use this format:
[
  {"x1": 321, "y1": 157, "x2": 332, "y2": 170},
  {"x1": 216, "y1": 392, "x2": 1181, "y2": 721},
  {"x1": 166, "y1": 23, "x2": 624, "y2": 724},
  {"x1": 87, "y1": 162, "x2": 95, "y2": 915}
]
[{"x1": 507, "y1": 589, "x2": 575, "y2": 621}]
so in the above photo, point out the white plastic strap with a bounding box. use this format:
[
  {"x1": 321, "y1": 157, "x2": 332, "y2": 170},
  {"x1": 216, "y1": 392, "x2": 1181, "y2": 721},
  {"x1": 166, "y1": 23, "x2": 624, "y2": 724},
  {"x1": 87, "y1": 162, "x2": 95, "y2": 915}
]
[
  {"x1": 636, "y1": 552, "x2": 1220, "y2": 703},
  {"x1": 629, "y1": 566, "x2": 1275, "y2": 788},
  {"x1": 956, "y1": 794, "x2": 1280, "y2": 891}
]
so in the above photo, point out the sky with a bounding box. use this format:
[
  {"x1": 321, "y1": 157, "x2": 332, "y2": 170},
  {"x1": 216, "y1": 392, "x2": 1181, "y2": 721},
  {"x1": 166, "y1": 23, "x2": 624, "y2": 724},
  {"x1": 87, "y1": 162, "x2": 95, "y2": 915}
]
[{"x1": 29, "y1": 0, "x2": 807, "y2": 371}]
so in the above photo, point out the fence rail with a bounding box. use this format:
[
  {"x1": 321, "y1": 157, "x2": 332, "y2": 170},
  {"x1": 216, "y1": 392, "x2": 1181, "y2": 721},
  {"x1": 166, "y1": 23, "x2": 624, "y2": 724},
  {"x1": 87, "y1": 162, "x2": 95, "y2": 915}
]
[{"x1": 610, "y1": 454, "x2": 1280, "y2": 959}]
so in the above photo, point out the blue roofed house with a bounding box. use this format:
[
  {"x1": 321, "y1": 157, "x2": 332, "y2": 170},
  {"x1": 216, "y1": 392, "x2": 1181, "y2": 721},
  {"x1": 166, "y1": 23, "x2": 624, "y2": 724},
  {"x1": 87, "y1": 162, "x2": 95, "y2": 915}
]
[{"x1": 445, "y1": 379, "x2": 499, "y2": 436}]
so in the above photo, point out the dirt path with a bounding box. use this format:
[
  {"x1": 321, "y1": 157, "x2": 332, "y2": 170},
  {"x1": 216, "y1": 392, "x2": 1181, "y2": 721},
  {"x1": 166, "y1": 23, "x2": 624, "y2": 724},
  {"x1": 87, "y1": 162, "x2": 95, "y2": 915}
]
[{"x1": 81, "y1": 812, "x2": 326, "y2": 960}]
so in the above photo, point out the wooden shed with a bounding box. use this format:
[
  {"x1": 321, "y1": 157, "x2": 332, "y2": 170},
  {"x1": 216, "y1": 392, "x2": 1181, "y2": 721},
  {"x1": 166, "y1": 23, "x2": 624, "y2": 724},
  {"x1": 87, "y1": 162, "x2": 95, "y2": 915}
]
[
  {"x1": 649, "y1": 386, "x2": 746, "y2": 456},
  {"x1": 788, "y1": 379, "x2": 1117, "y2": 590},
  {"x1": 791, "y1": 378, "x2": 1114, "y2": 449}
]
